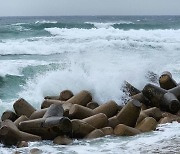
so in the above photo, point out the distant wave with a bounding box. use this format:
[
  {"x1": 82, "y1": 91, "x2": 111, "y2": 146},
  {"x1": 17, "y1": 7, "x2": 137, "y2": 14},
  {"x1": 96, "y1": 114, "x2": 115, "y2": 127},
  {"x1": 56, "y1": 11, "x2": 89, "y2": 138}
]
[
  {"x1": 35, "y1": 20, "x2": 58, "y2": 24},
  {"x1": 11, "y1": 22, "x2": 28, "y2": 26},
  {"x1": 11, "y1": 20, "x2": 58, "y2": 26},
  {"x1": 1, "y1": 20, "x2": 179, "y2": 41},
  {"x1": 85, "y1": 21, "x2": 134, "y2": 28},
  {"x1": 83, "y1": 21, "x2": 179, "y2": 30},
  {"x1": 0, "y1": 22, "x2": 93, "y2": 39},
  {"x1": 16, "y1": 22, "x2": 94, "y2": 31}
]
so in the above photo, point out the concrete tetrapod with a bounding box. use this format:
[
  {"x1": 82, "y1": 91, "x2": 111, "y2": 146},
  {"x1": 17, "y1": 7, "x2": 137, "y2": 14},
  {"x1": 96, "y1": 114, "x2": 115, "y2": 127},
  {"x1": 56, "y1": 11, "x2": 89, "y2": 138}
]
[
  {"x1": 14, "y1": 115, "x2": 28, "y2": 128},
  {"x1": 43, "y1": 104, "x2": 64, "y2": 118},
  {"x1": 116, "y1": 99, "x2": 141, "y2": 127},
  {"x1": 143, "y1": 107, "x2": 162, "y2": 121},
  {"x1": 114, "y1": 124, "x2": 141, "y2": 136},
  {"x1": 86, "y1": 102, "x2": 99, "y2": 109},
  {"x1": 59, "y1": 90, "x2": 74, "y2": 101},
  {"x1": 159, "y1": 71, "x2": 177, "y2": 90},
  {"x1": 53, "y1": 135, "x2": 73, "y2": 145},
  {"x1": 136, "y1": 112, "x2": 148, "y2": 125},
  {"x1": 136, "y1": 117, "x2": 157, "y2": 132},
  {"x1": 69, "y1": 104, "x2": 94, "y2": 119},
  {"x1": 93, "y1": 100, "x2": 119, "y2": 118},
  {"x1": 85, "y1": 129, "x2": 105, "y2": 139},
  {"x1": 82, "y1": 113, "x2": 108, "y2": 129},
  {"x1": 29, "y1": 108, "x2": 48, "y2": 120},
  {"x1": 18, "y1": 118, "x2": 56, "y2": 139},
  {"x1": 19, "y1": 117, "x2": 72, "y2": 140},
  {"x1": 108, "y1": 116, "x2": 120, "y2": 128},
  {"x1": 169, "y1": 85, "x2": 180, "y2": 101},
  {"x1": 122, "y1": 81, "x2": 141, "y2": 96},
  {"x1": 137, "y1": 107, "x2": 162, "y2": 124},
  {"x1": 159, "y1": 114, "x2": 180, "y2": 124},
  {"x1": 44, "y1": 96, "x2": 60, "y2": 100},
  {"x1": 62, "y1": 103, "x2": 73, "y2": 117},
  {"x1": 101, "y1": 127, "x2": 114, "y2": 136},
  {"x1": 131, "y1": 93, "x2": 151, "y2": 106},
  {"x1": 0, "y1": 120, "x2": 41, "y2": 146},
  {"x1": 19, "y1": 104, "x2": 71, "y2": 139},
  {"x1": 13, "y1": 98, "x2": 36, "y2": 118},
  {"x1": 66, "y1": 90, "x2": 92, "y2": 106},
  {"x1": 43, "y1": 117, "x2": 72, "y2": 136},
  {"x1": 161, "y1": 92, "x2": 180, "y2": 113},
  {"x1": 142, "y1": 83, "x2": 180, "y2": 113},
  {"x1": 71, "y1": 119, "x2": 95, "y2": 138},
  {"x1": 41, "y1": 100, "x2": 64, "y2": 109},
  {"x1": 17, "y1": 141, "x2": 29, "y2": 148},
  {"x1": 1, "y1": 110, "x2": 18, "y2": 122}
]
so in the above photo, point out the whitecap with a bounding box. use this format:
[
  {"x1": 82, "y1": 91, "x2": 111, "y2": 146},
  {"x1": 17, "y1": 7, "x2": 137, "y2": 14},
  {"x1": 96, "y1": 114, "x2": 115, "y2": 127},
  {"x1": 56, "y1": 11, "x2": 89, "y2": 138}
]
[
  {"x1": 85, "y1": 21, "x2": 134, "y2": 28},
  {"x1": 35, "y1": 20, "x2": 58, "y2": 24},
  {"x1": 0, "y1": 60, "x2": 52, "y2": 77}
]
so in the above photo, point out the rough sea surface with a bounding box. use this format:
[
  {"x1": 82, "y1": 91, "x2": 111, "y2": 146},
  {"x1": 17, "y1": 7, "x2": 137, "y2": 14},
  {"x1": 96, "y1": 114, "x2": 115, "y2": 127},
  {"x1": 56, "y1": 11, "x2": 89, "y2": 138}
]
[{"x1": 0, "y1": 16, "x2": 180, "y2": 153}]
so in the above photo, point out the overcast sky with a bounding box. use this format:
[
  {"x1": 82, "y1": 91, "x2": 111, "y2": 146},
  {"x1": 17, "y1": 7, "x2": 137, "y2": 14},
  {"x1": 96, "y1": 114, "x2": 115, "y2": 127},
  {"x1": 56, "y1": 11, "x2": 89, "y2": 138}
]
[{"x1": 0, "y1": 0, "x2": 180, "y2": 16}]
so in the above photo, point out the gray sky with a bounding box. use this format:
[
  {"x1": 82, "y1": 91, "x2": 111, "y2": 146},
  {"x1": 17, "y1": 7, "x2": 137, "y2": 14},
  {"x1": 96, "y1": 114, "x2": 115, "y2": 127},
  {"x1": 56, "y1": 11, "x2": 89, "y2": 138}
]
[{"x1": 0, "y1": 0, "x2": 180, "y2": 16}]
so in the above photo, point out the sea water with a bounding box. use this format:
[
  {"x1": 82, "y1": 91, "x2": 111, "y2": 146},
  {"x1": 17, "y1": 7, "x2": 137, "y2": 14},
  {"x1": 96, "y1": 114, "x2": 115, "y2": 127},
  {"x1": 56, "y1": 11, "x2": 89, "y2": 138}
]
[{"x1": 0, "y1": 16, "x2": 180, "y2": 153}]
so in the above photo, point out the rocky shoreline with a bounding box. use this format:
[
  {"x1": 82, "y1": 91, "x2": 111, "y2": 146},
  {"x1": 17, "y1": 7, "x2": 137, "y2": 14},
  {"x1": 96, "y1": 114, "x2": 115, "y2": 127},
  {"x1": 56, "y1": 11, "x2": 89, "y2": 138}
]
[{"x1": 0, "y1": 71, "x2": 180, "y2": 151}]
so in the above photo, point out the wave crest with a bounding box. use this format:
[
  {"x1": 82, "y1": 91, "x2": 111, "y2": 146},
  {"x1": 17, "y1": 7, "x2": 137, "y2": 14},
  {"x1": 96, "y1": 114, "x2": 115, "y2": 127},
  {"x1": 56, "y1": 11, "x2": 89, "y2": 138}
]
[{"x1": 85, "y1": 21, "x2": 134, "y2": 29}]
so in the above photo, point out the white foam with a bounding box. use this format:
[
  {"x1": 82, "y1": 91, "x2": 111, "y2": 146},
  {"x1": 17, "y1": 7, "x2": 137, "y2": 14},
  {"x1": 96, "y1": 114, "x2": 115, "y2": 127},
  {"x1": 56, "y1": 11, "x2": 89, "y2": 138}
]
[
  {"x1": 11, "y1": 22, "x2": 27, "y2": 26},
  {"x1": 1, "y1": 28, "x2": 180, "y2": 56},
  {"x1": 85, "y1": 21, "x2": 134, "y2": 28},
  {"x1": 85, "y1": 22, "x2": 114, "y2": 29},
  {"x1": 35, "y1": 20, "x2": 58, "y2": 24},
  {"x1": 10, "y1": 23, "x2": 31, "y2": 31},
  {"x1": 0, "y1": 60, "x2": 52, "y2": 77}
]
